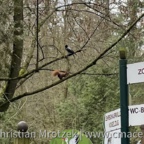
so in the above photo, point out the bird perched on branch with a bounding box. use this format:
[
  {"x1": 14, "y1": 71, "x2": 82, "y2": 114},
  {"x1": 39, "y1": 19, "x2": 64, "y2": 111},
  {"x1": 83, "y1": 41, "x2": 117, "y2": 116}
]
[
  {"x1": 65, "y1": 45, "x2": 75, "y2": 56},
  {"x1": 52, "y1": 70, "x2": 69, "y2": 80}
]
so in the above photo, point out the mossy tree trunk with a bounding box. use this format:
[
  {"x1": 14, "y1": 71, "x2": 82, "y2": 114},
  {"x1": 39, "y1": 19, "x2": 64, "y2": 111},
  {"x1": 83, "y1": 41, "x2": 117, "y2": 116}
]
[{"x1": 0, "y1": 0, "x2": 23, "y2": 112}]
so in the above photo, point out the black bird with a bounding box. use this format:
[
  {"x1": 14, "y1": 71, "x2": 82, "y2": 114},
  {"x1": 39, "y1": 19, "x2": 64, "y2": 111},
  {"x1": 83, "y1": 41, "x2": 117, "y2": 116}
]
[{"x1": 65, "y1": 45, "x2": 75, "y2": 56}]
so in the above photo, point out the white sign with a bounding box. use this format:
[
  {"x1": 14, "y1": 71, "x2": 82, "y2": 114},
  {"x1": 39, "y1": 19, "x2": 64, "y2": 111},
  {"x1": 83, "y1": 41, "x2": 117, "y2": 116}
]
[
  {"x1": 127, "y1": 62, "x2": 144, "y2": 84},
  {"x1": 104, "y1": 129, "x2": 121, "y2": 144},
  {"x1": 129, "y1": 105, "x2": 144, "y2": 126},
  {"x1": 104, "y1": 104, "x2": 144, "y2": 132},
  {"x1": 105, "y1": 109, "x2": 121, "y2": 132},
  {"x1": 104, "y1": 128, "x2": 141, "y2": 144}
]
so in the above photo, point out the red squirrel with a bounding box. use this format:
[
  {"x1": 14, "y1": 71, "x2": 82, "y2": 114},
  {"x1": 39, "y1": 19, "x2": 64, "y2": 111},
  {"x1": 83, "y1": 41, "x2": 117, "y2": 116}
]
[{"x1": 52, "y1": 70, "x2": 69, "y2": 80}]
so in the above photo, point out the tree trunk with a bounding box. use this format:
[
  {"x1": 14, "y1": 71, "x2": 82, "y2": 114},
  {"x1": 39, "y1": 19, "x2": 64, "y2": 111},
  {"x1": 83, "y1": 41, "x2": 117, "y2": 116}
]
[{"x1": 0, "y1": 0, "x2": 23, "y2": 112}]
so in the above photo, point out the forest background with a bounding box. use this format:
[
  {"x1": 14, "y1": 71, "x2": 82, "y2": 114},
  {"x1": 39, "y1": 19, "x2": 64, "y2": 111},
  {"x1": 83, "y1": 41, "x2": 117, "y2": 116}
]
[{"x1": 0, "y1": 0, "x2": 144, "y2": 143}]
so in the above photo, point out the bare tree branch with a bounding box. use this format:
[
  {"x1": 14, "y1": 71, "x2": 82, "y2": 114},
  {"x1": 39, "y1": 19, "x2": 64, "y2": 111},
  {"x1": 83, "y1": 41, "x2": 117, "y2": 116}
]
[
  {"x1": 0, "y1": 12, "x2": 143, "y2": 107},
  {"x1": 0, "y1": 12, "x2": 143, "y2": 82}
]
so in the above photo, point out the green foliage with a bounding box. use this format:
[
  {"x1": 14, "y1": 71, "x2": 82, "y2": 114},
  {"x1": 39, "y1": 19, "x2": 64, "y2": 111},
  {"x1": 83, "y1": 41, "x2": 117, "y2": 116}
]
[{"x1": 57, "y1": 66, "x2": 119, "y2": 143}]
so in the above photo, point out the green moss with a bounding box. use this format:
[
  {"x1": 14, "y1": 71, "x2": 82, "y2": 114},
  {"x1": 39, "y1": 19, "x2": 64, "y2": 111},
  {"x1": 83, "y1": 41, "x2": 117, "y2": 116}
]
[
  {"x1": 19, "y1": 67, "x2": 27, "y2": 76},
  {"x1": 0, "y1": 84, "x2": 7, "y2": 97},
  {"x1": 119, "y1": 48, "x2": 127, "y2": 59}
]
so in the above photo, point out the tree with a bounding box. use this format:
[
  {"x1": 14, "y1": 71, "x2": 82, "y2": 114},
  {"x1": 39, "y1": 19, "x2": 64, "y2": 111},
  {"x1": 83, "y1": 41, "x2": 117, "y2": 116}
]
[
  {"x1": 0, "y1": 0, "x2": 24, "y2": 112},
  {"x1": 0, "y1": 1, "x2": 143, "y2": 143}
]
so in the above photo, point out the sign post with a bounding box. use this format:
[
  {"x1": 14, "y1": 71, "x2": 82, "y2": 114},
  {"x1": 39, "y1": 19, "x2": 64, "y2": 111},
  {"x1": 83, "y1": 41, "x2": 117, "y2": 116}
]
[
  {"x1": 119, "y1": 49, "x2": 129, "y2": 144},
  {"x1": 104, "y1": 51, "x2": 144, "y2": 144}
]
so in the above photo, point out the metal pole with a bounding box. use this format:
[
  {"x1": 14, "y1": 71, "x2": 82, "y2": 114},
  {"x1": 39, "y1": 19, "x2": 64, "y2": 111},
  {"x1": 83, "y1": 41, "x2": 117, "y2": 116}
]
[{"x1": 119, "y1": 59, "x2": 129, "y2": 144}]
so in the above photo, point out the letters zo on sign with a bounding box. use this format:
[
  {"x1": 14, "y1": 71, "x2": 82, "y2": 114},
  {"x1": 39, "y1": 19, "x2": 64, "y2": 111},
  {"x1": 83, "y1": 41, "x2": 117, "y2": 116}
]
[
  {"x1": 138, "y1": 68, "x2": 144, "y2": 75},
  {"x1": 127, "y1": 62, "x2": 144, "y2": 84}
]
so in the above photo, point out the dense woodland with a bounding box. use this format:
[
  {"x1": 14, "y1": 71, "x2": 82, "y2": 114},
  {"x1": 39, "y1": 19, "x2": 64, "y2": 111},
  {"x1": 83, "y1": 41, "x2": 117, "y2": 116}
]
[{"x1": 0, "y1": 0, "x2": 144, "y2": 143}]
